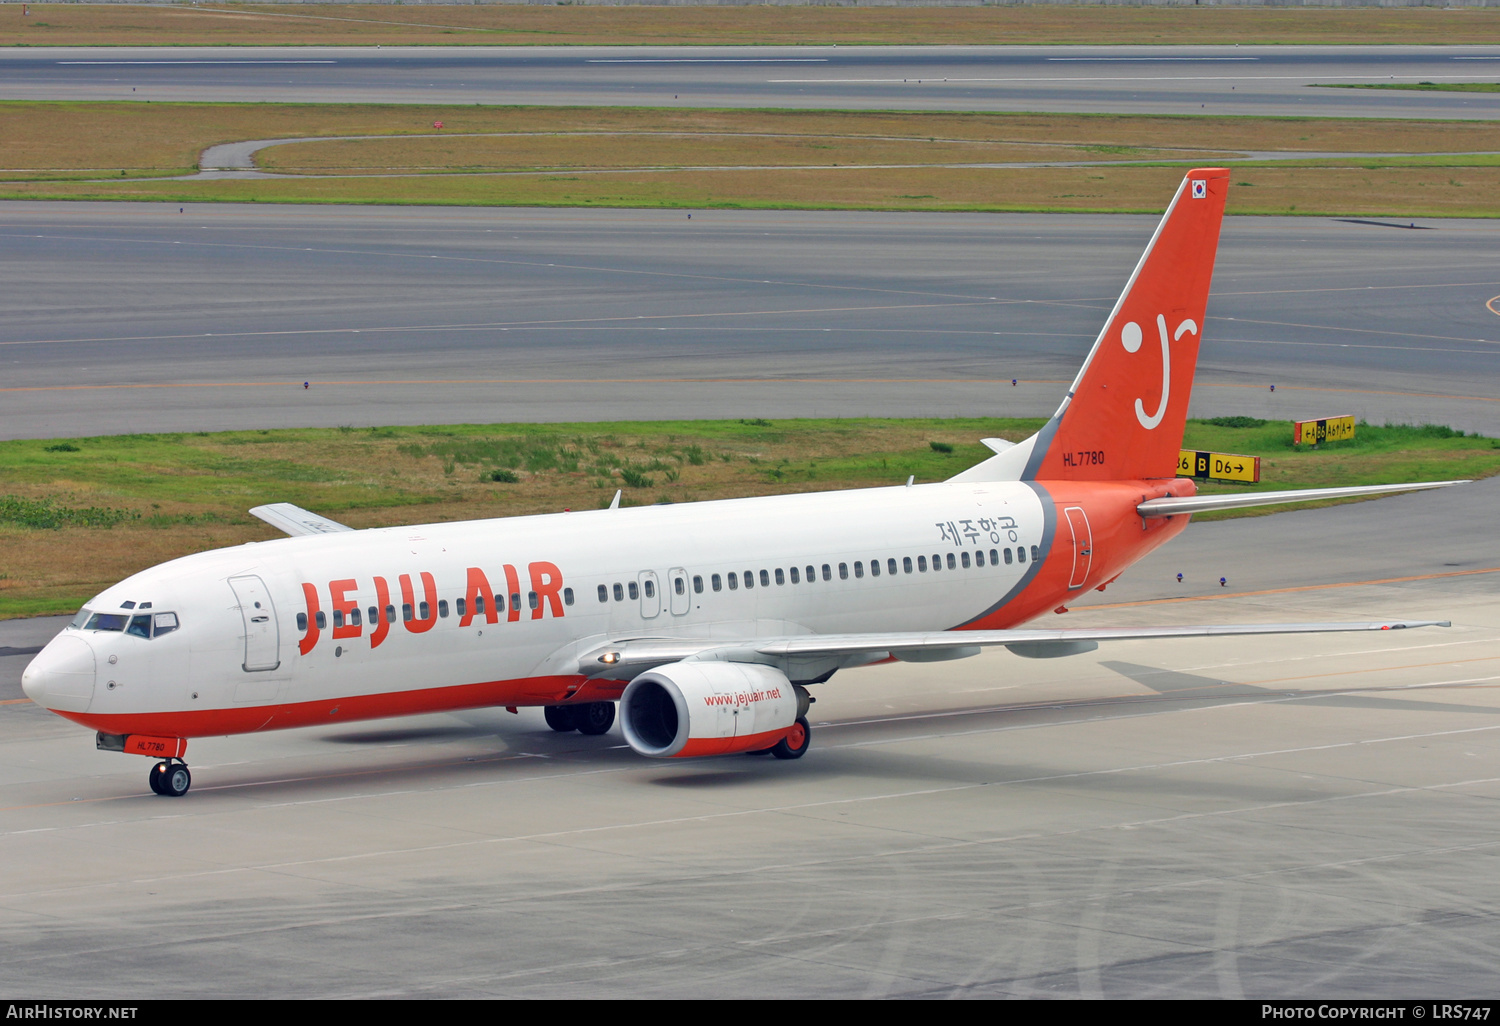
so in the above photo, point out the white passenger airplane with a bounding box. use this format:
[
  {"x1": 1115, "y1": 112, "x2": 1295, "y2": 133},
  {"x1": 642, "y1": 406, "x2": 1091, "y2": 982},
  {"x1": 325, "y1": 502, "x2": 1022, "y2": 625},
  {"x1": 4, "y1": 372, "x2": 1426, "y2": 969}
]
[{"x1": 23, "y1": 168, "x2": 1462, "y2": 797}]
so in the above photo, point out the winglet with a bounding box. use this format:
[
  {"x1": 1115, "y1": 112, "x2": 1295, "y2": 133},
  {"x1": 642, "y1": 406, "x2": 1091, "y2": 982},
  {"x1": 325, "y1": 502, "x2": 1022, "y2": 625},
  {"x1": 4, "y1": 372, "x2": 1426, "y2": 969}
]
[{"x1": 249, "y1": 503, "x2": 354, "y2": 537}]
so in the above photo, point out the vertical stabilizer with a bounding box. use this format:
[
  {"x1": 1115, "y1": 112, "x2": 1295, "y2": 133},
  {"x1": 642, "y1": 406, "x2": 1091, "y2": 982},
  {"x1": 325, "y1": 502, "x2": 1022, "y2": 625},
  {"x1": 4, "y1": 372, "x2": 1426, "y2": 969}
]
[{"x1": 1021, "y1": 168, "x2": 1229, "y2": 482}]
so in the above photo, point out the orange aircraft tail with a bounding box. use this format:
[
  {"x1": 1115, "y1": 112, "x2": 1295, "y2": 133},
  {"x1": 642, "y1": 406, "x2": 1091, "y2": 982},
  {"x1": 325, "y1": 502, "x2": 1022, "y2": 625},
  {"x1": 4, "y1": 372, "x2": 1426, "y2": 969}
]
[{"x1": 1022, "y1": 168, "x2": 1229, "y2": 483}]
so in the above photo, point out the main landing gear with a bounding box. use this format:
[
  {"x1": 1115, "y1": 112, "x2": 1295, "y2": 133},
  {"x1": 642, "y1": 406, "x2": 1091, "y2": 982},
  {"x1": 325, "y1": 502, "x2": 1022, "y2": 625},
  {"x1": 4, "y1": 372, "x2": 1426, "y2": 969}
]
[
  {"x1": 747, "y1": 716, "x2": 812, "y2": 759},
  {"x1": 544, "y1": 701, "x2": 616, "y2": 736},
  {"x1": 771, "y1": 717, "x2": 811, "y2": 760},
  {"x1": 148, "y1": 758, "x2": 191, "y2": 797}
]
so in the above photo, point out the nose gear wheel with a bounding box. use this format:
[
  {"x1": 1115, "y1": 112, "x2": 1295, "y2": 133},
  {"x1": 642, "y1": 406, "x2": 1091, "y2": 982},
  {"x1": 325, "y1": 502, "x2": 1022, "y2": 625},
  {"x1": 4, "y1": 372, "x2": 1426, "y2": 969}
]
[{"x1": 150, "y1": 759, "x2": 191, "y2": 797}]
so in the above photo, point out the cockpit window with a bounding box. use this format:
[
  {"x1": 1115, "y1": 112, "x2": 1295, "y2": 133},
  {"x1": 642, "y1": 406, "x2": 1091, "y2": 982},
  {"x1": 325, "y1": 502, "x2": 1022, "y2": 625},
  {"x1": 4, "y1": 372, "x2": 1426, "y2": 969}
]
[
  {"x1": 84, "y1": 612, "x2": 129, "y2": 632},
  {"x1": 78, "y1": 609, "x2": 179, "y2": 637}
]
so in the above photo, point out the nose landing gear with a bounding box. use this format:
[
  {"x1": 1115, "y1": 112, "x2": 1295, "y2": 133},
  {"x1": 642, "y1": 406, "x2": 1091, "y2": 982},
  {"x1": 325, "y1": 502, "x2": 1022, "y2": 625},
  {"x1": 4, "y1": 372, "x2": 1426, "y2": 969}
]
[{"x1": 149, "y1": 759, "x2": 192, "y2": 797}]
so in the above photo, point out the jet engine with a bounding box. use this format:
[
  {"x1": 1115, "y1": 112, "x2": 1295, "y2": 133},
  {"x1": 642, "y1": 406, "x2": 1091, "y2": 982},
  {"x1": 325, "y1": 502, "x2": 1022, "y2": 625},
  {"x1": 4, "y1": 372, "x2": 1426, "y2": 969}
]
[{"x1": 620, "y1": 661, "x2": 804, "y2": 758}]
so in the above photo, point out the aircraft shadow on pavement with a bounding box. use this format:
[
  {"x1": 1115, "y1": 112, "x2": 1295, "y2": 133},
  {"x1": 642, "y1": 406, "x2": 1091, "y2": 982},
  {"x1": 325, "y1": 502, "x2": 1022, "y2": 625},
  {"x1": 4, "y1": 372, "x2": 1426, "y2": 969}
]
[{"x1": 1101, "y1": 660, "x2": 1499, "y2": 717}]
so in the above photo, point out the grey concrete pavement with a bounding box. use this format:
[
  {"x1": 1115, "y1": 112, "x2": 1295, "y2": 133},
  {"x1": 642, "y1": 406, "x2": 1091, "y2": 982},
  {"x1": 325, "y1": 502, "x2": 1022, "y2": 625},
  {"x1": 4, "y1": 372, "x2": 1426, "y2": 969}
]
[
  {"x1": 3, "y1": 194, "x2": 1498, "y2": 997},
  {"x1": 1, "y1": 203, "x2": 1496, "y2": 439}
]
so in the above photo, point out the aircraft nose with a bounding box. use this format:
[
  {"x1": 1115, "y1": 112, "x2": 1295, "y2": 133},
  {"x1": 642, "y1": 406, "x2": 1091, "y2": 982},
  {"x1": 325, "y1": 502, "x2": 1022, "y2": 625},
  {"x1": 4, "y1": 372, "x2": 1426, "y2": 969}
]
[{"x1": 21, "y1": 635, "x2": 97, "y2": 713}]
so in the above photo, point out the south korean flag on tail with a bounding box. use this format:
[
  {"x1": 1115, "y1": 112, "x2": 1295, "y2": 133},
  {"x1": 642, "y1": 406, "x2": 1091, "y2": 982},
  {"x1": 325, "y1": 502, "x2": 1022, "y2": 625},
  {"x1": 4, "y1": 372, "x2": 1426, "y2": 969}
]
[{"x1": 1191, "y1": 179, "x2": 1207, "y2": 199}]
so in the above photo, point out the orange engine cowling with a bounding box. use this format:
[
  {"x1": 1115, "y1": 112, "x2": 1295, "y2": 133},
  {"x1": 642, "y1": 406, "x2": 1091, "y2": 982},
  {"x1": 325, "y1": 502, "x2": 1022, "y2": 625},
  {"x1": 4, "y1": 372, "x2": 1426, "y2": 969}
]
[{"x1": 620, "y1": 662, "x2": 799, "y2": 758}]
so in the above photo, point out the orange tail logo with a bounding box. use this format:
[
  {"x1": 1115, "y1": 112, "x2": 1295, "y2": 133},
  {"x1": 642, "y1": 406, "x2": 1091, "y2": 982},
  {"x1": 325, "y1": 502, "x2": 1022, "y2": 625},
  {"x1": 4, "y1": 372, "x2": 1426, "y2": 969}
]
[{"x1": 1027, "y1": 169, "x2": 1228, "y2": 482}]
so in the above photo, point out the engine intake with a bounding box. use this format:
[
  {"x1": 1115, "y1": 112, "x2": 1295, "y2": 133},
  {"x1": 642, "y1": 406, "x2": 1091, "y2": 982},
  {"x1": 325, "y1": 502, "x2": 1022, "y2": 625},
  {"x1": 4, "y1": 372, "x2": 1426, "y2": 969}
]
[{"x1": 620, "y1": 662, "x2": 799, "y2": 758}]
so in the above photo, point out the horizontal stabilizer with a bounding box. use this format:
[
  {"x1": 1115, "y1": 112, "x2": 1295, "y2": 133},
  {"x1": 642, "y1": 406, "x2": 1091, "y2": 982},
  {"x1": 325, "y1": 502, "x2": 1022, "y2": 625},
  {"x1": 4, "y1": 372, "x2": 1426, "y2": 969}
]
[
  {"x1": 249, "y1": 503, "x2": 354, "y2": 537},
  {"x1": 1137, "y1": 480, "x2": 1468, "y2": 518}
]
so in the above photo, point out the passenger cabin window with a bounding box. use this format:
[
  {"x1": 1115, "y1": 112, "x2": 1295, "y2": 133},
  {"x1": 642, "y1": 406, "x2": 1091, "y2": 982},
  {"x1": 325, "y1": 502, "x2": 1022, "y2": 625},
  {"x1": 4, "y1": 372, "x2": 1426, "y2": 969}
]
[
  {"x1": 643, "y1": 580, "x2": 655, "y2": 599},
  {"x1": 385, "y1": 604, "x2": 396, "y2": 623},
  {"x1": 821, "y1": 564, "x2": 832, "y2": 582},
  {"x1": 853, "y1": 562, "x2": 863, "y2": 579},
  {"x1": 598, "y1": 585, "x2": 609, "y2": 603},
  {"x1": 438, "y1": 600, "x2": 449, "y2": 619},
  {"x1": 728, "y1": 573, "x2": 738, "y2": 591},
  {"x1": 889, "y1": 558, "x2": 898, "y2": 576},
  {"x1": 903, "y1": 557, "x2": 913, "y2": 574},
  {"x1": 628, "y1": 582, "x2": 639, "y2": 600},
  {"x1": 493, "y1": 594, "x2": 504, "y2": 613},
  {"x1": 455, "y1": 598, "x2": 466, "y2": 618},
  {"x1": 528, "y1": 591, "x2": 539, "y2": 610},
  {"x1": 839, "y1": 563, "x2": 849, "y2": 580},
  {"x1": 806, "y1": 565, "x2": 816, "y2": 583},
  {"x1": 402, "y1": 604, "x2": 413, "y2": 622},
  {"x1": 918, "y1": 556, "x2": 928, "y2": 572},
  {"x1": 674, "y1": 578, "x2": 685, "y2": 595},
  {"x1": 947, "y1": 553, "x2": 957, "y2": 570},
  {"x1": 931, "y1": 553, "x2": 942, "y2": 572},
  {"x1": 975, "y1": 550, "x2": 986, "y2": 567},
  {"x1": 759, "y1": 570, "x2": 769, "y2": 588},
  {"x1": 1003, "y1": 548, "x2": 1013, "y2": 565},
  {"x1": 419, "y1": 602, "x2": 431, "y2": 620},
  {"x1": 315, "y1": 611, "x2": 327, "y2": 629},
  {"x1": 693, "y1": 576, "x2": 704, "y2": 594},
  {"x1": 1031, "y1": 545, "x2": 1040, "y2": 562},
  {"x1": 743, "y1": 571, "x2": 755, "y2": 590},
  {"x1": 333, "y1": 610, "x2": 345, "y2": 628},
  {"x1": 961, "y1": 551, "x2": 971, "y2": 569},
  {"x1": 790, "y1": 567, "x2": 800, "y2": 584},
  {"x1": 351, "y1": 608, "x2": 362, "y2": 627},
  {"x1": 869, "y1": 560, "x2": 880, "y2": 578},
  {"x1": 712, "y1": 574, "x2": 723, "y2": 592},
  {"x1": 774, "y1": 568, "x2": 785, "y2": 586},
  {"x1": 613, "y1": 583, "x2": 624, "y2": 602},
  {"x1": 563, "y1": 588, "x2": 574, "y2": 606}
]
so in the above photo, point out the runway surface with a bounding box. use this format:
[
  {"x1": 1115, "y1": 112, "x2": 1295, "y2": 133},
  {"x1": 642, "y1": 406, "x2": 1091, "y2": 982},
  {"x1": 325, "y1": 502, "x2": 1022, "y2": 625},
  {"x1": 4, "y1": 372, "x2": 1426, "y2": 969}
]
[
  {"x1": 3, "y1": 477, "x2": 1498, "y2": 997},
  {"x1": 5, "y1": 45, "x2": 1500, "y2": 119},
  {"x1": 2, "y1": 202, "x2": 1497, "y2": 439}
]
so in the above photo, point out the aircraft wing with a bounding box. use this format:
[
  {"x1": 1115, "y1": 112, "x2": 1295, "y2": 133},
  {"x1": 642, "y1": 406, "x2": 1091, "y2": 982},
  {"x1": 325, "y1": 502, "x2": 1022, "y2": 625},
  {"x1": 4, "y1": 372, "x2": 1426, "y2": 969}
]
[
  {"x1": 249, "y1": 502, "x2": 354, "y2": 537},
  {"x1": 578, "y1": 619, "x2": 1448, "y2": 678}
]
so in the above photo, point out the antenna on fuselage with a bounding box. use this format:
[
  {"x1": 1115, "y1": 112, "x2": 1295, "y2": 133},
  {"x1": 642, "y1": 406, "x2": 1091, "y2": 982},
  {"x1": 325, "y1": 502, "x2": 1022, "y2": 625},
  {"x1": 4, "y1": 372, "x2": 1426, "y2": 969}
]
[{"x1": 608, "y1": 489, "x2": 622, "y2": 510}]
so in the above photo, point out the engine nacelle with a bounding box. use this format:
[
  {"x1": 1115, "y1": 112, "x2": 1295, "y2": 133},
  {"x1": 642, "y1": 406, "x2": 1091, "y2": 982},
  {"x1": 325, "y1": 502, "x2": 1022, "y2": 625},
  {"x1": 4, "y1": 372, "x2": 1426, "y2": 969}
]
[{"x1": 620, "y1": 662, "x2": 799, "y2": 758}]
